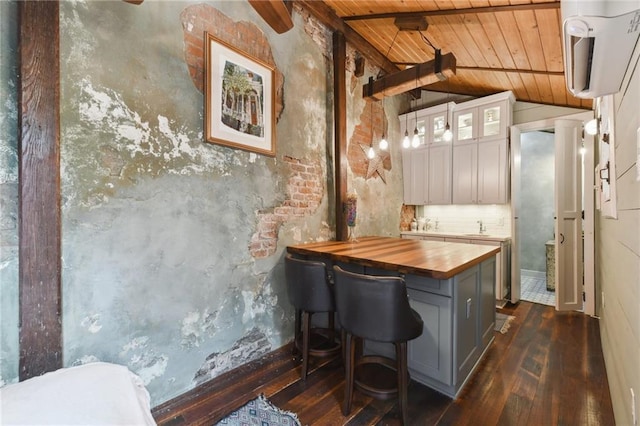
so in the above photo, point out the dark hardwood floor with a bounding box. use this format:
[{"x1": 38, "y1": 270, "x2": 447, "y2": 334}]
[{"x1": 153, "y1": 301, "x2": 615, "y2": 425}]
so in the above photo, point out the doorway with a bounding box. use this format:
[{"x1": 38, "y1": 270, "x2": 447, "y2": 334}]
[
  {"x1": 519, "y1": 130, "x2": 556, "y2": 306},
  {"x1": 510, "y1": 111, "x2": 595, "y2": 315}
]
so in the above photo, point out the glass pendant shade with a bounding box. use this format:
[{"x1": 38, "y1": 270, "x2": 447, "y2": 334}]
[
  {"x1": 411, "y1": 127, "x2": 420, "y2": 148},
  {"x1": 443, "y1": 123, "x2": 453, "y2": 141},
  {"x1": 402, "y1": 130, "x2": 410, "y2": 148},
  {"x1": 367, "y1": 146, "x2": 375, "y2": 159},
  {"x1": 379, "y1": 135, "x2": 388, "y2": 150}
]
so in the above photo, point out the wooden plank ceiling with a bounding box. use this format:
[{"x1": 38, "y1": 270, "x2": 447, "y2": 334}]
[{"x1": 302, "y1": 0, "x2": 592, "y2": 109}]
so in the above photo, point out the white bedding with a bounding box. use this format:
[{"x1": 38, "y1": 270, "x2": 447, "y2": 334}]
[{"x1": 0, "y1": 362, "x2": 156, "y2": 425}]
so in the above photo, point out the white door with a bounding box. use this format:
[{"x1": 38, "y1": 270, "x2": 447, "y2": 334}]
[
  {"x1": 554, "y1": 120, "x2": 583, "y2": 311},
  {"x1": 509, "y1": 127, "x2": 521, "y2": 303}
]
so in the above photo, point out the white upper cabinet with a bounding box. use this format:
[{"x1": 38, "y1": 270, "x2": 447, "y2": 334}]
[
  {"x1": 400, "y1": 102, "x2": 454, "y2": 205},
  {"x1": 401, "y1": 102, "x2": 454, "y2": 148},
  {"x1": 400, "y1": 94, "x2": 513, "y2": 206},
  {"x1": 453, "y1": 92, "x2": 514, "y2": 144},
  {"x1": 452, "y1": 91, "x2": 514, "y2": 204}
]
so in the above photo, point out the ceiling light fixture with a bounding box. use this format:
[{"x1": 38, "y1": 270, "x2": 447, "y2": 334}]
[
  {"x1": 368, "y1": 102, "x2": 376, "y2": 159},
  {"x1": 443, "y1": 81, "x2": 453, "y2": 142},
  {"x1": 412, "y1": 66, "x2": 420, "y2": 148},
  {"x1": 403, "y1": 110, "x2": 410, "y2": 149},
  {"x1": 379, "y1": 80, "x2": 388, "y2": 151},
  {"x1": 379, "y1": 100, "x2": 388, "y2": 151}
]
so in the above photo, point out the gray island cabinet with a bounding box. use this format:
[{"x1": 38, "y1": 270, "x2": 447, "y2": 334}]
[{"x1": 287, "y1": 236, "x2": 498, "y2": 399}]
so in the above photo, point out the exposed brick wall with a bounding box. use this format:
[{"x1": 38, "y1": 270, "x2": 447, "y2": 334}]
[
  {"x1": 249, "y1": 156, "x2": 324, "y2": 258},
  {"x1": 400, "y1": 204, "x2": 416, "y2": 231},
  {"x1": 180, "y1": 4, "x2": 284, "y2": 119},
  {"x1": 293, "y1": 3, "x2": 332, "y2": 60},
  {"x1": 348, "y1": 98, "x2": 391, "y2": 179}
]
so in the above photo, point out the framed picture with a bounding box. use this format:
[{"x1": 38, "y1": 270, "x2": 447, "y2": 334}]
[{"x1": 205, "y1": 32, "x2": 276, "y2": 156}]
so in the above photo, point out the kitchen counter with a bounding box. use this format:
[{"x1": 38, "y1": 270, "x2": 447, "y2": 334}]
[
  {"x1": 287, "y1": 235, "x2": 498, "y2": 398},
  {"x1": 401, "y1": 231, "x2": 511, "y2": 242},
  {"x1": 287, "y1": 235, "x2": 500, "y2": 280}
]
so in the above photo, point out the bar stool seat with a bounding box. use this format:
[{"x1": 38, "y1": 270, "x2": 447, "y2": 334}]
[
  {"x1": 285, "y1": 254, "x2": 341, "y2": 380},
  {"x1": 333, "y1": 266, "x2": 423, "y2": 424}
]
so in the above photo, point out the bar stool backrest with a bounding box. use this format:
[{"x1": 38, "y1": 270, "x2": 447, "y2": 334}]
[
  {"x1": 333, "y1": 266, "x2": 423, "y2": 343},
  {"x1": 285, "y1": 254, "x2": 334, "y2": 313}
]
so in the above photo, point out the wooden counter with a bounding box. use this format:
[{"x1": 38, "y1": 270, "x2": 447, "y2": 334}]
[{"x1": 287, "y1": 236, "x2": 500, "y2": 280}]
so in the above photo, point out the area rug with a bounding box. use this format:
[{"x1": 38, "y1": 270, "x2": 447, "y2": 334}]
[
  {"x1": 215, "y1": 394, "x2": 301, "y2": 426},
  {"x1": 495, "y1": 312, "x2": 516, "y2": 334}
]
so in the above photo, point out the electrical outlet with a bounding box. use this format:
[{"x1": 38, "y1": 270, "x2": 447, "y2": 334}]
[{"x1": 631, "y1": 388, "x2": 637, "y2": 425}]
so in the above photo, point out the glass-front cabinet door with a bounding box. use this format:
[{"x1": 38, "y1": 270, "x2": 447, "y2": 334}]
[
  {"x1": 454, "y1": 109, "x2": 476, "y2": 142},
  {"x1": 427, "y1": 102, "x2": 453, "y2": 145},
  {"x1": 479, "y1": 100, "x2": 508, "y2": 141},
  {"x1": 431, "y1": 112, "x2": 447, "y2": 143},
  {"x1": 406, "y1": 114, "x2": 427, "y2": 148}
]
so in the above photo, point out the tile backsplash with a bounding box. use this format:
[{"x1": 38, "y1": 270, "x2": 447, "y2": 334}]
[{"x1": 415, "y1": 204, "x2": 512, "y2": 235}]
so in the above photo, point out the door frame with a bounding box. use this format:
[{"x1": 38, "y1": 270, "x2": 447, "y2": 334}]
[{"x1": 509, "y1": 110, "x2": 595, "y2": 316}]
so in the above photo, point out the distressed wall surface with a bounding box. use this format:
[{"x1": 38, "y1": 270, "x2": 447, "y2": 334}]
[
  {"x1": 0, "y1": 0, "x2": 19, "y2": 387},
  {"x1": 0, "y1": 0, "x2": 405, "y2": 406}
]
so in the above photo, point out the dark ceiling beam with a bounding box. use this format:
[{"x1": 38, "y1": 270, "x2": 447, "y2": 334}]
[
  {"x1": 295, "y1": 0, "x2": 400, "y2": 74},
  {"x1": 249, "y1": 0, "x2": 294, "y2": 34},
  {"x1": 342, "y1": 1, "x2": 560, "y2": 21},
  {"x1": 363, "y1": 52, "x2": 456, "y2": 100}
]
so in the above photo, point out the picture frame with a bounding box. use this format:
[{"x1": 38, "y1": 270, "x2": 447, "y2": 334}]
[{"x1": 204, "y1": 32, "x2": 276, "y2": 156}]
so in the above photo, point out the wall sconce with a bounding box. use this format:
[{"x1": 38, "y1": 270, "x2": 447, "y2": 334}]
[{"x1": 585, "y1": 118, "x2": 598, "y2": 135}]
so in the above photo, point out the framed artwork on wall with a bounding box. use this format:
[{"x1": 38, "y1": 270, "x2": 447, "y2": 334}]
[{"x1": 204, "y1": 32, "x2": 276, "y2": 156}]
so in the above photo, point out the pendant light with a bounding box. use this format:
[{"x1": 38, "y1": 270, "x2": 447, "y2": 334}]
[
  {"x1": 367, "y1": 102, "x2": 376, "y2": 159},
  {"x1": 379, "y1": 98, "x2": 388, "y2": 150},
  {"x1": 443, "y1": 103, "x2": 453, "y2": 142},
  {"x1": 442, "y1": 81, "x2": 453, "y2": 142},
  {"x1": 411, "y1": 66, "x2": 420, "y2": 148},
  {"x1": 411, "y1": 104, "x2": 420, "y2": 148},
  {"x1": 402, "y1": 111, "x2": 410, "y2": 148}
]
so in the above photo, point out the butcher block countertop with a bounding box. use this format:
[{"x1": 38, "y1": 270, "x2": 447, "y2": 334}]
[{"x1": 287, "y1": 236, "x2": 500, "y2": 280}]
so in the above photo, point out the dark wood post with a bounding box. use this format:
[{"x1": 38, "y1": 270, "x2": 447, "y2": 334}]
[
  {"x1": 333, "y1": 31, "x2": 347, "y2": 241},
  {"x1": 18, "y1": 0, "x2": 63, "y2": 380}
]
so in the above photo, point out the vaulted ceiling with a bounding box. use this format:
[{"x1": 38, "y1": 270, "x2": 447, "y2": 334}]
[{"x1": 296, "y1": 0, "x2": 592, "y2": 110}]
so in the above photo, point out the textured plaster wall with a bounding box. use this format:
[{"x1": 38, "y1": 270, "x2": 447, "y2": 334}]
[
  {"x1": 519, "y1": 131, "x2": 555, "y2": 272},
  {"x1": 345, "y1": 61, "x2": 405, "y2": 236},
  {"x1": 0, "y1": 0, "x2": 19, "y2": 387},
  {"x1": 0, "y1": 0, "x2": 405, "y2": 405},
  {"x1": 57, "y1": 1, "x2": 335, "y2": 405}
]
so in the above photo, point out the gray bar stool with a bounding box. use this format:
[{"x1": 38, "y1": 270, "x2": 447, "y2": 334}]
[
  {"x1": 285, "y1": 254, "x2": 341, "y2": 380},
  {"x1": 333, "y1": 265, "x2": 424, "y2": 424}
]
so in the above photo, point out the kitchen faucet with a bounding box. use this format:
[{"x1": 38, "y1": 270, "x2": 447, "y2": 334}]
[{"x1": 477, "y1": 220, "x2": 486, "y2": 234}]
